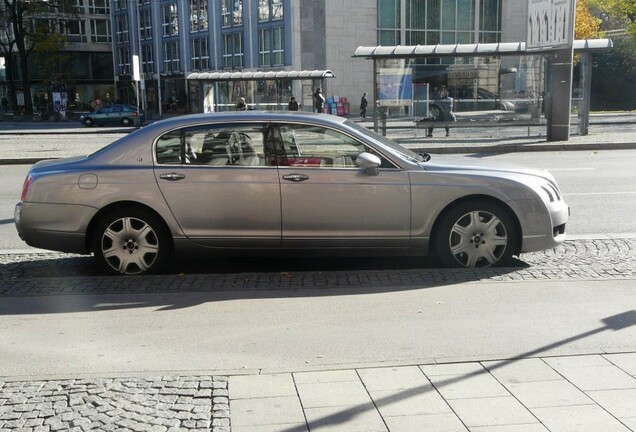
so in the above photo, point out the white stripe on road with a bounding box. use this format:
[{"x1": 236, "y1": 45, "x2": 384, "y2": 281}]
[{"x1": 564, "y1": 191, "x2": 636, "y2": 196}]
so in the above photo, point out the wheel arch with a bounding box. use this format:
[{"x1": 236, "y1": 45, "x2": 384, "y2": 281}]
[
  {"x1": 428, "y1": 194, "x2": 523, "y2": 257},
  {"x1": 85, "y1": 201, "x2": 174, "y2": 255}
]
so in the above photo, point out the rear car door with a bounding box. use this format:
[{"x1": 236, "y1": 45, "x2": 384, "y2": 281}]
[{"x1": 153, "y1": 123, "x2": 281, "y2": 247}]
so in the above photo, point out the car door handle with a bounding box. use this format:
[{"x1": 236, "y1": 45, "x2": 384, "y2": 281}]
[
  {"x1": 159, "y1": 173, "x2": 186, "y2": 181},
  {"x1": 282, "y1": 173, "x2": 310, "y2": 182}
]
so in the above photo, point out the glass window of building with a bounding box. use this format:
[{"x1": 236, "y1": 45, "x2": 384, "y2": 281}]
[
  {"x1": 378, "y1": 0, "x2": 498, "y2": 45},
  {"x1": 191, "y1": 38, "x2": 210, "y2": 70},
  {"x1": 259, "y1": 27, "x2": 284, "y2": 67},
  {"x1": 62, "y1": 19, "x2": 87, "y2": 43},
  {"x1": 117, "y1": 46, "x2": 130, "y2": 75},
  {"x1": 163, "y1": 40, "x2": 180, "y2": 72},
  {"x1": 162, "y1": 2, "x2": 179, "y2": 37},
  {"x1": 222, "y1": 32, "x2": 244, "y2": 69},
  {"x1": 221, "y1": 0, "x2": 243, "y2": 28},
  {"x1": 114, "y1": 0, "x2": 127, "y2": 11},
  {"x1": 258, "y1": 0, "x2": 283, "y2": 22},
  {"x1": 88, "y1": 0, "x2": 109, "y2": 14},
  {"x1": 116, "y1": 14, "x2": 129, "y2": 43},
  {"x1": 479, "y1": 0, "x2": 501, "y2": 42},
  {"x1": 378, "y1": 0, "x2": 401, "y2": 45},
  {"x1": 142, "y1": 44, "x2": 154, "y2": 73},
  {"x1": 140, "y1": 8, "x2": 152, "y2": 40},
  {"x1": 90, "y1": 19, "x2": 111, "y2": 43},
  {"x1": 190, "y1": 0, "x2": 209, "y2": 32}
]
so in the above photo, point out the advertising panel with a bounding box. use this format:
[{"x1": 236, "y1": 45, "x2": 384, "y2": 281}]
[
  {"x1": 527, "y1": 0, "x2": 575, "y2": 51},
  {"x1": 378, "y1": 68, "x2": 413, "y2": 107}
]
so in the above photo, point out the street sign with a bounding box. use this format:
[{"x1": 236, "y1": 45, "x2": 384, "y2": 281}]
[{"x1": 527, "y1": 0, "x2": 575, "y2": 51}]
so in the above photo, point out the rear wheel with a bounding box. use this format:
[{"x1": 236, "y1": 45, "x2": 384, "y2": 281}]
[
  {"x1": 121, "y1": 117, "x2": 132, "y2": 127},
  {"x1": 433, "y1": 199, "x2": 518, "y2": 268},
  {"x1": 92, "y1": 208, "x2": 172, "y2": 275}
]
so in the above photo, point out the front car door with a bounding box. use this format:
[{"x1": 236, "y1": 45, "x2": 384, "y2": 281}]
[
  {"x1": 153, "y1": 122, "x2": 281, "y2": 247},
  {"x1": 272, "y1": 122, "x2": 411, "y2": 248}
]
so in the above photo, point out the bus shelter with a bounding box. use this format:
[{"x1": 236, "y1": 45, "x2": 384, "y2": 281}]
[
  {"x1": 352, "y1": 39, "x2": 612, "y2": 137},
  {"x1": 185, "y1": 70, "x2": 335, "y2": 113}
]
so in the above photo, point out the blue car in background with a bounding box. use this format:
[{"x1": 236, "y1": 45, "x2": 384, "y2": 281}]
[{"x1": 80, "y1": 104, "x2": 145, "y2": 127}]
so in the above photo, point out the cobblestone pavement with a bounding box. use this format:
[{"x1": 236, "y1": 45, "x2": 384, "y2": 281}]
[
  {"x1": 1, "y1": 238, "x2": 634, "y2": 432},
  {"x1": 0, "y1": 238, "x2": 634, "y2": 297},
  {"x1": 0, "y1": 376, "x2": 231, "y2": 432}
]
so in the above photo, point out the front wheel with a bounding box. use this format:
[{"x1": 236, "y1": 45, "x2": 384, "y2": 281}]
[
  {"x1": 433, "y1": 200, "x2": 518, "y2": 268},
  {"x1": 83, "y1": 117, "x2": 94, "y2": 127},
  {"x1": 92, "y1": 208, "x2": 172, "y2": 275}
]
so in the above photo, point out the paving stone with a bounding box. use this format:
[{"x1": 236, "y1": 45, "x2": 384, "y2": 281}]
[
  {"x1": 532, "y1": 404, "x2": 632, "y2": 432},
  {"x1": 447, "y1": 396, "x2": 538, "y2": 428}
]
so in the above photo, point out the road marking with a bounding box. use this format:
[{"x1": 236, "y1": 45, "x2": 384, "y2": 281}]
[
  {"x1": 549, "y1": 168, "x2": 595, "y2": 171},
  {"x1": 564, "y1": 191, "x2": 636, "y2": 196}
]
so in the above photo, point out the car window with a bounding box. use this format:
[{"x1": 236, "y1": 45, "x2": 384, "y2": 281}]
[
  {"x1": 98, "y1": 106, "x2": 112, "y2": 114},
  {"x1": 156, "y1": 130, "x2": 183, "y2": 164},
  {"x1": 111, "y1": 105, "x2": 123, "y2": 113},
  {"x1": 275, "y1": 123, "x2": 393, "y2": 168},
  {"x1": 155, "y1": 124, "x2": 267, "y2": 166},
  {"x1": 187, "y1": 124, "x2": 266, "y2": 166}
]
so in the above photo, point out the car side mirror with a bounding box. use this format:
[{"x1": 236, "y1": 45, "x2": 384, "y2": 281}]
[{"x1": 355, "y1": 152, "x2": 381, "y2": 176}]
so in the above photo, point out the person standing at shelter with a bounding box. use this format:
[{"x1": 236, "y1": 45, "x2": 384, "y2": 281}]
[
  {"x1": 314, "y1": 88, "x2": 325, "y2": 113},
  {"x1": 288, "y1": 96, "x2": 299, "y2": 111},
  {"x1": 360, "y1": 92, "x2": 368, "y2": 119}
]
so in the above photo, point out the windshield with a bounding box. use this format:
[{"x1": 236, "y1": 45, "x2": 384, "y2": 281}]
[{"x1": 344, "y1": 120, "x2": 425, "y2": 163}]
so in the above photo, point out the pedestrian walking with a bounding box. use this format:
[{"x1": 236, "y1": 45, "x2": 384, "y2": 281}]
[
  {"x1": 314, "y1": 88, "x2": 325, "y2": 113},
  {"x1": 360, "y1": 92, "x2": 368, "y2": 119},
  {"x1": 1, "y1": 96, "x2": 8, "y2": 113}
]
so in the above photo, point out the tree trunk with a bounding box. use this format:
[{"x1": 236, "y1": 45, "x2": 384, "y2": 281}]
[
  {"x1": 18, "y1": 49, "x2": 32, "y2": 115},
  {"x1": 4, "y1": 53, "x2": 19, "y2": 111}
]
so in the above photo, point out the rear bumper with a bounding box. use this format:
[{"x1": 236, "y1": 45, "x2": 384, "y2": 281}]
[{"x1": 15, "y1": 202, "x2": 95, "y2": 254}]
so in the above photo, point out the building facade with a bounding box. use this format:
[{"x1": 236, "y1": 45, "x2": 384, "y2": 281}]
[
  {"x1": 0, "y1": 0, "x2": 114, "y2": 114},
  {"x1": 109, "y1": 0, "x2": 534, "y2": 116}
]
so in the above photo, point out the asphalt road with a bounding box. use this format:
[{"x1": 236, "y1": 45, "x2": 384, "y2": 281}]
[
  {"x1": 1, "y1": 279, "x2": 634, "y2": 377},
  {"x1": 1, "y1": 147, "x2": 635, "y2": 379}
]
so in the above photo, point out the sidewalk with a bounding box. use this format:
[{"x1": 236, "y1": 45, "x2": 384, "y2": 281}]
[
  {"x1": 229, "y1": 353, "x2": 636, "y2": 432},
  {"x1": 0, "y1": 112, "x2": 635, "y2": 165}
]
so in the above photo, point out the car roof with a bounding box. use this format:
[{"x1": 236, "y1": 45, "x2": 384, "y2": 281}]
[{"x1": 141, "y1": 111, "x2": 348, "y2": 135}]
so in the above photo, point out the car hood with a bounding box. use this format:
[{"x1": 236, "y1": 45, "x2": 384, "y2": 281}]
[{"x1": 421, "y1": 154, "x2": 555, "y2": 182}]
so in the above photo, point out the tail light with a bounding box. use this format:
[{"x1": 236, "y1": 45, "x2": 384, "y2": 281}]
[
  {"x1": 20, "y1": 175, "x2": 33, "y2": 202},
  {"x1": 132, "y1": 111, "x2": 138, "y2": 117}
]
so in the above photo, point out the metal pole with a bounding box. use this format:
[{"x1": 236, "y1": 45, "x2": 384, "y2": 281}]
[{"x1": 136, "y1": 1, "x2": 147, "y2": 115}]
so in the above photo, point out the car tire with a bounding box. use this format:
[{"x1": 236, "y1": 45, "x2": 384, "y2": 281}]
[
  {"x1": 92, "y1": 208, "x2": 172, "y2": 275},
  {"x1": 429, "y1": 105, "x2": 442, "y2": 121},
  {"x1": 121, "y1": 117, "x2": 132, "y2": 127},
  {"x1": 84, "y1": 118, "x2": 94, "y2": 127},
  {"x1": 433, "y1": 199, "x2": 518, "y2": 268}
]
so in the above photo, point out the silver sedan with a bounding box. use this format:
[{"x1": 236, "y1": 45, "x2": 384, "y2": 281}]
[{"x1": 15, "y1": 112, "x2": 568, "y2": 275}]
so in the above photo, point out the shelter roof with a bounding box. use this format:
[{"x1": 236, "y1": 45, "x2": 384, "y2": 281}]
[
  {"x1": 352, "y1": 39, "x2": 613, "y2": 58},
  {"x1": 186, "y1": 70, "x2": 335, "y2": 80}
]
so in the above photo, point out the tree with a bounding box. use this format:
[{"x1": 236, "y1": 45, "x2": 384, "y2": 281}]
[
  {"x1": 0, "y1": 0, "x2": 77, "y2": 116},
  {"x1": 576, "y1": 0, "x2": 602, "y2": 39},
  {"x1": 587, "y1": 0, "x2": 636, "y2": 35},
  {"x1": 0, "y1": 5, "x2": 18, "y2": 111}
]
